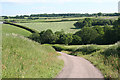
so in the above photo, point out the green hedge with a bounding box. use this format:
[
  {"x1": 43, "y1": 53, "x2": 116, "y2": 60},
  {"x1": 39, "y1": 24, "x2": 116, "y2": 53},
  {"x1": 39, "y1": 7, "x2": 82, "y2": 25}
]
[
  {"x1": 4, "y1": 21, "x2": 39, "y2": 33},
  {"x1": 52, "y1": 45, "x2": 76, "y2": 52},
  {"x1": 75, "y1": 45, "x2": 101, "y2": 55}
]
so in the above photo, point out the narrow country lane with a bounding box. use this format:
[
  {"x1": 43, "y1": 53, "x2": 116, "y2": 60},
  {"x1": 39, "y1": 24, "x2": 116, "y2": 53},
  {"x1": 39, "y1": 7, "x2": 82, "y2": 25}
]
[{"x1": 56, "y1": 52, "x2": 104, "y2": 79}]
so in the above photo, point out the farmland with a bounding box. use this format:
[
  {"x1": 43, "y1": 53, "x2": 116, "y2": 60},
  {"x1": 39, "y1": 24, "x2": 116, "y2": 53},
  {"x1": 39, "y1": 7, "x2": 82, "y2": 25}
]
[
  {"x1": 1, "y1": 13, "x2": 120, "y2": 79},
  {"x1": 2, "y1": 24, "x2": 31, "y2": 37},
  {"x1": 18, "y1": 21, "x2": 80, "y2": 33},
  {"x1": 2, "y1": 16, "x2": 118, "y2": 23}
]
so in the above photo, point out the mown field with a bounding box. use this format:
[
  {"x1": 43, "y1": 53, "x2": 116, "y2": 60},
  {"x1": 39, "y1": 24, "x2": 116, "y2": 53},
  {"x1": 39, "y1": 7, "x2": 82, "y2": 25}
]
[
  {"x1": 16, "y1": 16, "x2": 117, "y2": 34},
  {"x1": 18, "y1": 21, "x2": 80, "y2": 33},
  {"x1": 2, "y1": 24, "x2": 63, "y2": 78},
  {"x1": 2, "y1": 24, "x2": 31, "y2": 37}
]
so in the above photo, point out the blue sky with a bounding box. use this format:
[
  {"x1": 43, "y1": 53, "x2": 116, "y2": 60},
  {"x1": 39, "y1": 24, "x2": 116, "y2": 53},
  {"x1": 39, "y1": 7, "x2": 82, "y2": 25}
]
[{"x1": 0, "y1": 0, "x2": 119, "y2": 16}]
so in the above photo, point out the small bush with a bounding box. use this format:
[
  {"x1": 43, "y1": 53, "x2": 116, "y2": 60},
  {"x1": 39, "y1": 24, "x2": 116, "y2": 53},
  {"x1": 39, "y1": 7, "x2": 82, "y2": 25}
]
[
  {"x1": 101, "y1": 42, "x2": 120, "y2": 71},
  {"x1": 52, "y1": 45, "x2": 65, "y2": 51},
  {"x1": 52, "y1": 45, "x2": 76, "y2": 52},
  {"x1": 28, "y1": 33, "x2": 41, "y2": 43},
  {"x1": 102, "y1": 42, "x2": 120, "y2": 57}
]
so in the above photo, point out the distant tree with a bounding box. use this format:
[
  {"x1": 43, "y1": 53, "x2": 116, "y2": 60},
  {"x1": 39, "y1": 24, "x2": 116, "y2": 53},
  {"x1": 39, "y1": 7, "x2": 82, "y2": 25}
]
[
  {"x1": 55, "y1": 29, "x2": 65, "y2": 36},
  {"x1": 74, "y1": 18, "x2": 92, "y2": 28},
  {"x1": 92, "y1": 26, "x2": 104, "y2": 44},
  {"x1": 4, "y1": 16, "x2": 8, "y2": 19},
  {"x1": 113, "y1": 17, "x2": 120, "y2": 29},
  {"x1": 103, "y1": 26, "x2": 115, "y2": 44},
  {"x1": 83, "y1": 18, "x2": 92, "y2": 27},
  {"x1": 74, "y1": 18, "x2": 114, "y2": 29},
  {"x1": 75, "y1": 27, "x2": 99, "y2": 44},
  {"x1": 59, "y1": 33, "x2": 73, "y2": 45},
  {"x1": 28, "y1": 17, "x2": 33, "y2": 19},
  {"x1": 72, "y1": 35, "x2": 82, "y2": 45},
  {"x1": 28, "y1": 33, "x2": 41, "y2": 43},
  {"x1": 97, "y1": 12, "x2": 102, "y2": 16},
  {"x1": 40, "y1": 29, "x2": 57, "y2": 44},
  {"x1": 92, "y1": 26, "x2": 104, "y2": 35},
  {"x1": 74, "y1": 21, "x2": 84, "y2": 28},
  {"x1": 55, "y1": 30, "x2": 65, "y2": 43},
  {"x1": 113, "y1": 18, "x2": 120, "y2": 42}
]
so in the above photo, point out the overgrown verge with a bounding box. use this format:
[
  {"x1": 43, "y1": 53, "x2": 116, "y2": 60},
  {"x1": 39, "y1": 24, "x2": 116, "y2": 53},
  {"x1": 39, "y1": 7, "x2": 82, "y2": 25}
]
[
  {"x1": 3, "y1": 21, "x2": 39, "y2": 33},
  {"x1": 52, "y1": 43, "x2": 119, "y2": 79},
  {"x1": 2, "y1": 33, "x2": 63, "y2": 78},
  {"x1": 82, "y1": 43, "x2": 119, "y2": 79}
]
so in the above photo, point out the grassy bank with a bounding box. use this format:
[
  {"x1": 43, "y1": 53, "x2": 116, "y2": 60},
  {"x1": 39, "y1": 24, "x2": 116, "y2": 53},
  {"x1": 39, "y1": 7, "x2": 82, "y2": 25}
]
[
  {"x1": 2, "y1": 34, "x2": 63, "y2": 78},
  {"x1": 52, "y1": 44, "x2": 119, "y2": 79},
  {"x1": 82, "y1": 43, "x2": 119, "y2": 78},
  {"x1": 4, "y1": 22, "x2": 39, "y2": 33},
  {"x1": 2, "y1": 24, "x2": 31, "y2": 37}
]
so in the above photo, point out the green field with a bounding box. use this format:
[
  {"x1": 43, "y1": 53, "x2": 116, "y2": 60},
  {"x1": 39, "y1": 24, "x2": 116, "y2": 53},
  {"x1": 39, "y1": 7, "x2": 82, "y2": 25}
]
[
  {"x1": 2, "y1": 34, "x2": 63, "y2": 78},
  {"x1": 2, "y1": 17, "x2": 91, "y2": 23},
  {"x1": 2, "y1": 16, "x2": 118, "y2": 23},
  {"x1": 18, "y1": 21, "x2": 80, "y2": 33},
  {"x1": 2, "y1": 24, "x2": 31, "y2": 37}
]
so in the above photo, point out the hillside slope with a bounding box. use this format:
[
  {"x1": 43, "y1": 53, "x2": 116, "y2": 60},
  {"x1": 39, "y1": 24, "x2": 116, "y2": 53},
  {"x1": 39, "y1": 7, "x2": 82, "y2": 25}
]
[
  {"x1": 2, "y1": 24, "x2": 31, "y2": 37},
  {"x1": 2, "y1": 33, "x2": 63, "y2": 78}
]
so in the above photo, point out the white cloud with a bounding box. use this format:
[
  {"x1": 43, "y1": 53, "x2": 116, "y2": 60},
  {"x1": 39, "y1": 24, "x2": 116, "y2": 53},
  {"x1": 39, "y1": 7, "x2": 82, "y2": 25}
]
[{"x1": 0, "y1": 0, "x2": 119, "y2": 3}]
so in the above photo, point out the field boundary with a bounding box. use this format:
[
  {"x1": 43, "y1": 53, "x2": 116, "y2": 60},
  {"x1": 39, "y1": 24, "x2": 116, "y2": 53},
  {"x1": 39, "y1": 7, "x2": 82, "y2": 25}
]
[{"x1": 3, "y1": 22, "x2": 39, "y2": 33}]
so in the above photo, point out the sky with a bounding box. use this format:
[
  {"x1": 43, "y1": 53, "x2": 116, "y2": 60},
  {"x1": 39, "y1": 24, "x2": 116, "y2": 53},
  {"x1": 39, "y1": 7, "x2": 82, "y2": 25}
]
[{"x1": 0, "y1": 0, "x2": 119, "y2": 16}]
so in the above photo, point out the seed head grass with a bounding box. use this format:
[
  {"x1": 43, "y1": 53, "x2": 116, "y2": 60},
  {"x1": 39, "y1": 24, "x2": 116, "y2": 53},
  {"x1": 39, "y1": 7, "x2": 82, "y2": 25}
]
[{"x1": 2, "y1": 34, "x2": 63, "y2": 78}]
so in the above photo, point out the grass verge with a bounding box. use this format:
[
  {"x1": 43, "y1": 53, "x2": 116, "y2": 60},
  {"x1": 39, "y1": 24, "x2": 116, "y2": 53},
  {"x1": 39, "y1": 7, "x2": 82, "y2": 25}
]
[{"x1": 52, "y1": 44, "x2": 119, "y2": 79}]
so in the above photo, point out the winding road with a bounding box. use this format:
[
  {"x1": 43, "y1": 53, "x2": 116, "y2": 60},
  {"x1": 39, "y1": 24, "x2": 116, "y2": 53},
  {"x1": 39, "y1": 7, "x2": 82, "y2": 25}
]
[{"x1": 56, "y1": 52, "x2": 104, "y2": 78}]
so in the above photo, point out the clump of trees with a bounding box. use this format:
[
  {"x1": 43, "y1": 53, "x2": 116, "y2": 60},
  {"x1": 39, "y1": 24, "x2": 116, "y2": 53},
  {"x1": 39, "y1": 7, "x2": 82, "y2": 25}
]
[
  {"x1": 74, "y1": 18, "x2": 114, "y2": 28},
  {"x1": 29, "y1": 29, "x2": 74, "y2": 45},
  {"x1": 29, "y1": 18, "x2": 120, "y2": 45},
  {"x1": 75, "y1": 27, "x2": 99, "y2": 44}
]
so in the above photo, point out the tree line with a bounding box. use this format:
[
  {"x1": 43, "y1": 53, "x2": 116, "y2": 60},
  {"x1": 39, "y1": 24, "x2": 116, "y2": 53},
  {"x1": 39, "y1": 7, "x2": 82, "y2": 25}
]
[
  {"x1": 29, "y1": 18, "x2": 120, "y2": 45},
  {"x1": 3, "y1": 12, "x2": 120, "y2": 19},
  {"x1": 74, "y1": 18, "x2": 114, "y2": 28}
]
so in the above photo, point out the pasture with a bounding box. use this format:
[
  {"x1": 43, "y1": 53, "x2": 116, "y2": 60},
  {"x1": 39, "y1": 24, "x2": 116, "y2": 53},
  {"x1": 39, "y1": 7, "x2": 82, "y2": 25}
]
[
  {"x1": 3, "y1": 16, "x2": 118, "y2": 23},
  {"x1": 2, "y1": 24, "x2": 31, "y2": 37},
  {"x1": 18, "y1": 21, "x2": 80, "y2": 33}
]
